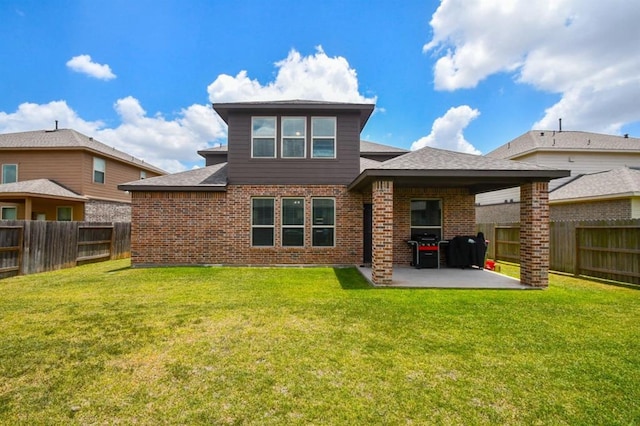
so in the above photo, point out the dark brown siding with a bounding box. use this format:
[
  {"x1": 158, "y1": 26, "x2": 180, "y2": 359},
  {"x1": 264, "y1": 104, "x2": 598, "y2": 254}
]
[{"x1": 227, "y1": 111, "x2": 361, "y2": 185}]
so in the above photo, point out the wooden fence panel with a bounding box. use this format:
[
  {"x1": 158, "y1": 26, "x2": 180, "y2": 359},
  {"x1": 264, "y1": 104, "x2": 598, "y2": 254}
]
[
  {"x1": 0, "y1": 221, "x2": 131, "y2": 279},
  {"x1": 478, "y1": 219, "x2": 640, "y2": 285}
]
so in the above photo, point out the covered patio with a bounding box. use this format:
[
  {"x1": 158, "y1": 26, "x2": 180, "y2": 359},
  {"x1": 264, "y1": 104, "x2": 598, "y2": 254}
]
[
  {"x1": 351, "y1": 147, "x2": 570, "y2": 287},
  {"x1": 357, "y1": 265, "x2": 533, "y2": 289}
]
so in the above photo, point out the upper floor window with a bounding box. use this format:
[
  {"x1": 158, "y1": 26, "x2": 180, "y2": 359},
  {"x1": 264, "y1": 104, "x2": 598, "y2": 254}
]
[
  {"x1": 311, "y1": 117, "x2": 336, "y2": 158},
  {"x1": 93, "y1": 157, "x2": 106, "y2": 184},
  {"x1": 2, "y1": 164, "x2": 17, "y2": 184},
  {"x1": 281, "y1": 117, "x2": 306, "y2": 158},
  {"x1": 140, "y1": 170, "x2": 147, "y2": 179},
  {"x1": 252, "y1": 117, "x2": 276, "y2": 158},
  {"x1": 410, "y1": 199, "x2": 442, "y2": 240}
]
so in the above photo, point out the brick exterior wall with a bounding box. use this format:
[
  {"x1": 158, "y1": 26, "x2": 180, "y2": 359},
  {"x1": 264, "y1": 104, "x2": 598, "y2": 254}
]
[
  {"x1": 130, "y1": 185, "x2": 363, "y2": 266},
  {"x1": 84, "y1": 199, "x2": 131, "y2": 222},
  {"x1": 551, "y1": 199, "x2": 632, "y2": 221},
  {"x1": 371, "y1": 180, "x2": 394, "y2": 284},
  {"x1": 393, "y1": 187, "x2": 476, "y2": 265},
  {"x1": 520, "y1": 182, "x2": 549, "y2": 287}
]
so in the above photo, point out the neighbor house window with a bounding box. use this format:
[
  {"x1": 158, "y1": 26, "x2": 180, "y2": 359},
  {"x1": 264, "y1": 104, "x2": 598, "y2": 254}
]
[
  {"x1": 252, "y1": 197, "x2": 275, "y2": 246},
  {"x1": 140, "y1": 170, "x2": 147, "y2": 179},
  {"x1": 312, "y1": 198, "x2": 335, "y2": 247},
  {"x1": 57, "y1": 206, "x2": 73, "y2": 221},
  {"x1": 282, "y1": 198, "x2": 304, "y2": 246},
  {"x1": 252, "y1": 117, "x2": 276, "y2": 158},
  {"x1": 2, "y1": 164, "x2": 17, "y2": 184},
  {"x1": 282, "y1": 117, "x2": 306, "y2": 158},
  {"x1": 410, "y1": 199, "x2": 442, "y2": 239},
  {"x1": 93, "y1": 157, "x2": 106, "y2": 184},
  {"x1": 1, "y1": 206, "x2": 17, "y2": 220},
  {"x1": 311, "y1": 117, "x2": 336, "y2": 158}
]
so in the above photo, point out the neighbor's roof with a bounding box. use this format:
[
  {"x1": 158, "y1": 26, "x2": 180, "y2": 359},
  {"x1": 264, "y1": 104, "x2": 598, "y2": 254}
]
[
  {"x1": 0, "y1": 179, "x2": 87, "y2": 201},
  {"x1": 212, "y1": 100, "x2": 375, "y2": 130},
  {"x1": 487, "y1": 130, "x2": 640, "y2": 160},
  {"x1": 0, "y1": 129, "x2": 166, "y2": 174},
  {"x1": 550, "y1": 167, "x2": 640, "y2": 203},
  {"x1": 118, "y1": 163, "x2": 228, "y2": 192},
  {"x1": 350, "y1": 145, "x2": 571, "y2": 194}
]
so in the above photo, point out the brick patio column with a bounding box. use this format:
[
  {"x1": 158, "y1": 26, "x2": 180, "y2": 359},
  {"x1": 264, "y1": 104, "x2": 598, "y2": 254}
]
[
  {"x1": 371, "y1": 179, "x2": 394, "y2": 284},
  {"x1": 520, "y1": 181, "x2": 550, "y2": 287}
]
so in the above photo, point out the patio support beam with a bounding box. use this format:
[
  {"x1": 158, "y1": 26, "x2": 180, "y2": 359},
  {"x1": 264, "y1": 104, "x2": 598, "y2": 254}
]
[
  {"x1": 520, "y1": 181, "x2": 550, "y2": 287},
  {"x1": 371, "y1": 179, "x2": 394, "y2": 284}
]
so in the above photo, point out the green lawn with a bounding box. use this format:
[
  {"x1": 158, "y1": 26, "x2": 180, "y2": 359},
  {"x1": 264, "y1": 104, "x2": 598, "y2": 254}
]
[{"x1": 1, "y1": 260, "x2": 638, "y2": 425}]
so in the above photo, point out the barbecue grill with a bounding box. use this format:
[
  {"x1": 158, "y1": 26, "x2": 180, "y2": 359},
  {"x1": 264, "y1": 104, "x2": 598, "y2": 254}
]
[{"x1": 407, "y1": 233, "x2": 440, "y2": 268}]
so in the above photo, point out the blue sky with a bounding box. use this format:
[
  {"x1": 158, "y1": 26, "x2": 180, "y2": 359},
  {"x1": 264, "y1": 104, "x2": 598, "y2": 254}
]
[{"x1": 1, "y1": 0, "x2": 639, "y2": 172}]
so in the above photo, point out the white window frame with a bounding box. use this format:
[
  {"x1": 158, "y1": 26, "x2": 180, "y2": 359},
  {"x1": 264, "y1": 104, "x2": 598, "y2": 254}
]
[
  {"x1": 281, "y1": 117, "x2": 306, "y2": 159},
  {"x1": 2, "y1": 164, "x2": 18, "y2": 184},
  {"x1": 1, "y1": 206, "x2": 18, "y2": 220},
  {"x1": 56, "y1": 206, "x2": 73, "y2": 221},
  {"x1": 311, "y1": 197, "x2": 336, "y2": 247},
  {"x1": 251, "y1": 197, "x2": 275, "y2": 247},
  {"x1": 281, "y1": 197, "x2": 305, "y2": 247},
  {"x1": 140, "y1": 170, "x2": 147, "y2": 179},
  {"x1": 311, "y1": 117, "x2": 336, "y2": 159},
  {"x1": 251, "y1": 116, "x2": 277, "y2": 158},
  {"x1": 410, "y1": 198, "x2": 443, "y2": 239},
  {"x1": 93, "y1": 157, "x2": 106, "y2": 184}
]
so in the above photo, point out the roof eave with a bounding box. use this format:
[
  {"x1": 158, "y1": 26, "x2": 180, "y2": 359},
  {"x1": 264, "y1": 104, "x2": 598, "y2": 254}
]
[{"x1": 118, "y1": 185, "x2": 227, "y2": 192}]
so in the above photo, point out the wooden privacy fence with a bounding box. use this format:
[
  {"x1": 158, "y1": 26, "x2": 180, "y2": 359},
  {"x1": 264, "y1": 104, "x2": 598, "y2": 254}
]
[
  {"x1": 478, "y1": 219, "x2": 640, "y2": 285},
  {"x1": 0, "y1": 221, "x2": 130, "y2": 279}
]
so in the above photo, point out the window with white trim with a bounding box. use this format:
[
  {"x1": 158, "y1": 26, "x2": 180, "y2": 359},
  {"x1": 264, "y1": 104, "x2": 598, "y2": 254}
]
[
  {"x1": 281, "y1": 117, "x2": 306, "y2": 158},
  {"x1": 312, "y1": 198, "x2": 335, "y2": 247},
  {"x1": 1, "y1": 206, "x2": 17, "y2": 220},
  {"x1": 252, "y1": 117, "x2": 276, "y2": 158},
  {"x1": 251, "y1": 198, "x2": 275, "y2": 246},
  {"x1": 93, "y1": 157, "x2": 106, "y2": 184},
  {"x1": 311, "y1": 117, "x2": 336, "y2": 158},
  {"x1": 57, "y1": 206, "x2": 73, "y2": 221},
  {"x1": 410, "y1": 199, "x2": 442, "y2": 239},
  {"x1": 2, "y1": 164, "x2": 17, "y2": 184},
  {"x1": 140, "y1": 170, "x2": 147, "y2": 179},
  {"x1": 282, "y1": 198, "x2": 304, "y2": 246}
]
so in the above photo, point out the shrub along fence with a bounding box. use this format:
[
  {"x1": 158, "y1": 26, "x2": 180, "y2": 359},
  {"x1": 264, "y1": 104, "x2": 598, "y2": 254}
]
[
  {"x1": 0, "y1": 221, "x2": 130, "y2": 279},
  {"x1": 478, "y1": 219, "x2": 640, "y2": 285}
]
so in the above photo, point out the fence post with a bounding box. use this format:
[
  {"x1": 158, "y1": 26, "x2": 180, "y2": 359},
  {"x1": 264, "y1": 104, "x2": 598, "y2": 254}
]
[{"x1": 574, "y1": 227, "x2": 580, "y2": 278}]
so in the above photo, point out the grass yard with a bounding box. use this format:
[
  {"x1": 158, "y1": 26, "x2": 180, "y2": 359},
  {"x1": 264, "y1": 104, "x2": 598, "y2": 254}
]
[{"x1": 1, "y1": 260, "x2": 639, "y2": 425}]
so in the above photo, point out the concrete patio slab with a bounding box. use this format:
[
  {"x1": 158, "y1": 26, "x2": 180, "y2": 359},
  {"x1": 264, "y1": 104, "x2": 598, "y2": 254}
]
[{"x1": 357, "y1": 265, "x2": 537, "y2": 289}]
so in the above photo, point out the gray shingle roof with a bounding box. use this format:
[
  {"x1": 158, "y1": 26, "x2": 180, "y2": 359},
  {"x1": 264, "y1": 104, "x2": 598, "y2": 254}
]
[
  {"x1": 359, "y1": 140, "x2": 408, "y2": 154},
  {"x1": 0, "y1": 179, "x2": 87, "y2": 200},
  {"x1": 360, "y1": 157, "x2": 381, "y2": 172},
  {"x1": 375, "y1": 145, "x2": 563, "y2": 171},
  {"x1": 0, "y1": 129, "x2": 166, "y2": 174},
  {"x1": 487, "y1": 130, "x2": 640, "y2": 159},
  {"x1": 119, "y1": 163, "x2": 228, "y2": 191},
  {"x1": 550, "y1": 167, "x2": 640, "y2": 202}
]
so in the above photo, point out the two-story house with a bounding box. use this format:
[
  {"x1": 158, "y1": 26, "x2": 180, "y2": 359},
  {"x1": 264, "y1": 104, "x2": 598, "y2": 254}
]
[
  {"x1": 0, "y1": 128, "x2": 165, "y2": 222},
  {"x1": 476, "y1": 130, "x2": 640, "y2": 222},
  {"x1": 120, "y1": 100, "x2": 568, "y2": 286}
]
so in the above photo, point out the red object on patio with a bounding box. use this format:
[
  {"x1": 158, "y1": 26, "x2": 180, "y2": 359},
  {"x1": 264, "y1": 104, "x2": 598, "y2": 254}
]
[{"x1": 485, "y1": 259, "x2": 496, "y2": 271}]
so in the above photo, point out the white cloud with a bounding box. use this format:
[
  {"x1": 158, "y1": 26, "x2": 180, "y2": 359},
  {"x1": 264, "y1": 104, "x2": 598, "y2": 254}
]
[
  {"x1": 425, "y1": 0, "x2": 640, "y2": 134},
  {"x1": 66, "y1": 54, "x2": 116, "y2": 80},
  {"x1": 0, "y1": 98, "x2": 226, "y2": 173},
  {"x1": 410, "y1": 105, "x2": 481, "y2": 154},
  {"x1": 207, "y1": 46, "x2": 376, "y2": 104}
]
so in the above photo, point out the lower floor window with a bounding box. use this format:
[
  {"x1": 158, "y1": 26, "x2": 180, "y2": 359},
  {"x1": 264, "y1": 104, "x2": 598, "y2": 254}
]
[
  {"x1": 312, "y1": 198, "x2": 335, "y2": 247},
  {"x1": 252, "y1": 198, "x2": 275, "y2": 246},
  {"x1": 1, "y1": 206, "x2": 17, "y2": 220},
  {"x1": 282, "y1": 198, "x2": 304, "y2": 247},
  {"x1": 57, "y1": 206, "x2": 73, "y2": 221}
]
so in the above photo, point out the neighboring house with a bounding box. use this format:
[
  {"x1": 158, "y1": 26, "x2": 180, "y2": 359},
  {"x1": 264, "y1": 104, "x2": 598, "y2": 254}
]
[
  {"x1": 476, "y1": 130, "x2": 640, "y2": 222},
  {"x1": 549, "y1": 167, "x2": 640, "y2": 220},
  {"x1": 0, "y1": 128, "x2": 165, "y2": 222},
  {"x1": 120, "y1": 100, "x2": 568, "y2": 286}
]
